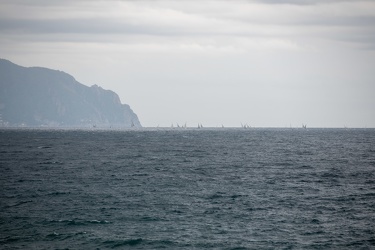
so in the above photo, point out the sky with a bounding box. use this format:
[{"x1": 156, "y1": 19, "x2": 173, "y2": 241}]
[{"x1": 0, "y1": 0, "x2": 374, "y2": 128}]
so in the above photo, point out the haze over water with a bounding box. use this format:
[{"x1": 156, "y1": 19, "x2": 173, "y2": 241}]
[{"x1": 1, "y1": 128, "x2": 374, "y2": 249}]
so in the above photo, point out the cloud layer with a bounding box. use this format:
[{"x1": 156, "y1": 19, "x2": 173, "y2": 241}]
[{"x1": 1, "y1": 0, "x2": 374, "y2": 50}]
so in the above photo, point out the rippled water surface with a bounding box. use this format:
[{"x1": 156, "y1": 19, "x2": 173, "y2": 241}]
[{"x1": 1, "y1": 128, "x2": 375, "y2": 249}]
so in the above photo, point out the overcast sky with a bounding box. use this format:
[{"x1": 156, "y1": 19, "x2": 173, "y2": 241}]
[{"x1": 1, "y1": 0, "x2": 374, "y2": 127}]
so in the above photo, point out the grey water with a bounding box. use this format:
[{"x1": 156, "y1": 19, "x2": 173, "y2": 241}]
[{"x1": 1, "y1": 128, "x2": 375, "y2": 249}]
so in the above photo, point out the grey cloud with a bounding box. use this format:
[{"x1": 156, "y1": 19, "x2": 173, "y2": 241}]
[
  {"x1": 0, "y1": 17, "x2": 277, "y2": 38},
  {"x1": 0, "y1": 18, "x2": 142, "y2": 34},
  {"x1": 1, "y1": 0, "x2": 374, "y2": 48},
  {"x1": 296, "y1": 16, "x2": 375, "y2": 27},
  {"x1": 1, "y1": 0, "x2": 367, "y2": 7},
  {"x1": 253, "y1": 0, "x2": 363, "y2": 5},
  {"x1": 0, "y1": 0, "x2": 88, "y2": 6},
  {"x1": 1, "y1": 14, "x2": 374, "y2": 35},
  {"x1": 226, "y1": 13, "x2": 375, "y2": 27},
  {"x1": 0, "y1": 18, "x2": 190, "y2": 37},
  {"x1": 333, "y1": 32, "x2": 375, "y2": 50}
]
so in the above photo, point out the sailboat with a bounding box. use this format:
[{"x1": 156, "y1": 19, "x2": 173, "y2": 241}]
[
  {"x1": 241, "y1": 123, "x2": 250, "y2": 129},
  {"x1": 302, "y1": 124, "x2": 307, "y2": 129}
]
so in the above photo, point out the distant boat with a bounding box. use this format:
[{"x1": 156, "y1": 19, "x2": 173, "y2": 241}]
[
  {"x1": 131, "y1": 121, "x2": 135, "y2": 127},
  {"x1": 302, "y1": 124, "x2": 307, "y2": 129},
  {"x1": 241, "y1": 123, "x2": 250, "y2": 129},
  {"x1": 198, "y1": 123, "x2": 203, "y2": 128}
]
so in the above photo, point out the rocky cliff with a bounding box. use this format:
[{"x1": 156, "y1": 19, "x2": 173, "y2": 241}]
[{"x1": 0, "y1": 59, "x2": 141, "y2": 127}]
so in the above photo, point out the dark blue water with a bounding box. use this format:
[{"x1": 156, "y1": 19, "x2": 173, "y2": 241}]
[{"x1": 1, "y1": 128, "x2": 375, "y2": 249}]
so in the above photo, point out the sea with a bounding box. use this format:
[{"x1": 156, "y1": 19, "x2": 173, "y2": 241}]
[{"x1": 1, "y1": 128, "x2": 375, "y2": 249}]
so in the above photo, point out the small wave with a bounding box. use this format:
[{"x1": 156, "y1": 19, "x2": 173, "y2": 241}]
[
  {"x1": 66, "y1": 220, "x2": 86, "y2": 226},
  {"x1": 140, "y1": 216, "x2": 160, "y2": 222},
  {"x1": 88, "y1": 219, "x2": 110, "y2": 224},
  {"x1": 227, "y1": 247, "x2": 249, "y2": 250},
  {"x1": 46, "y1": 232, "x2": 59, "y2": 238},
  {"x1": 52, "y1": 219, "x2": 110, "y2": 226},
  {"x1": 230, "y1": 194, "x2": 244, "y2": 199},
  {"x1": 47, "y1": 191, "x2": 69, "y2": 196},
  {"x1": 44, "y1": 231, "x2": 87, "y2": 241},
  {"x1": 102, "y1": 238, "x2": 179, "y2": 248},
  {"x1": 321, "y1": 172, "x2": 341, "y2": 178},
  {"x1": 131, "y1": 173, "x2": 148, "y2": 177},
  {"x1": 104, "y1": 238, "x2": 143, "y2": 247},
  {"x1": 310, "y1": 218, "x2": 320, "y2": 224},
  {"x1": 38, "y1": 161, "x2": 63, "y2": 165},
  {"x1": 277, "y1": 162, "x2": 294, "y2": 167},
  {"x1": 0, "y1": 236, "x2": 21, "y2": 244},
  {"x1": 10, "y1": 150, "x2": 24, "y2": 153},
  {"x1": 129, "y1": 154, "x2": 143, "y2": 158},
  {"x1": 208, "y1": 192, "x2": 226, "y2": 199},
  {"x1": 7, "y1": 200, "x2": 32, "y2": 208}
]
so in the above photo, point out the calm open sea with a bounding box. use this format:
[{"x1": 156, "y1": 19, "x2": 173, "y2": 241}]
[{"x1": 1, "y1": 128, "x2": 375, "y2": 249}]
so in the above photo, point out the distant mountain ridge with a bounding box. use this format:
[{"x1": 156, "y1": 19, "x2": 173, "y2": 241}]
[{"x1": 0, "y1": 59, "x2": 141, "y2": 127}]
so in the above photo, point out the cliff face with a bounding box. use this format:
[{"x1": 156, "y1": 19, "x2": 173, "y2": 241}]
[{"x1": 0, "y1": 59, "x2": 141, "y2": 127}]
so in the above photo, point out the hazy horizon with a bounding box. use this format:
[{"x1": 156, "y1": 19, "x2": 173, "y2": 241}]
[{"x1": 1, "y1": 0, "x2": 374, "y2": 128}]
